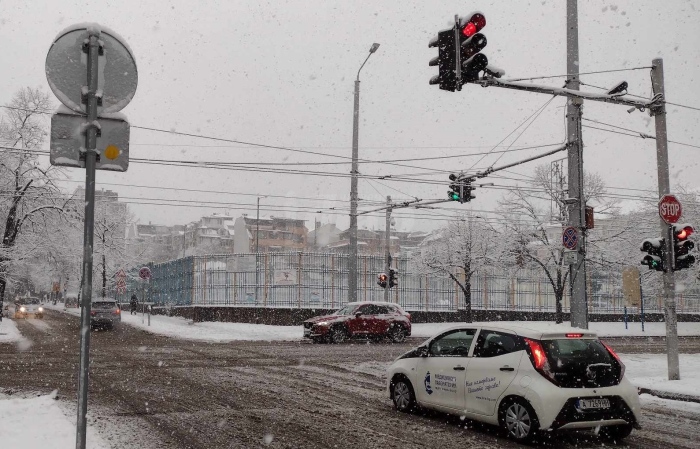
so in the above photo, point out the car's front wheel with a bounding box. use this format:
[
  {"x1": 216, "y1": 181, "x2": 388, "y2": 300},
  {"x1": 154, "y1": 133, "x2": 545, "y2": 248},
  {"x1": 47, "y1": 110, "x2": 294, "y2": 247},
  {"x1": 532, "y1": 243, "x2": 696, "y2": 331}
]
[
  {"x1": 499, "y1": 398, "x2": 540, "y2": 443},
  {"x1": 391, "y1": 377, "x2": 416, "y2": 413},
  {"x1": 599, "y1": 423, "x2": 634, "y2": 442},
  {"x1": 329, "y1": 326, "x2": 347, "y2": 344}
]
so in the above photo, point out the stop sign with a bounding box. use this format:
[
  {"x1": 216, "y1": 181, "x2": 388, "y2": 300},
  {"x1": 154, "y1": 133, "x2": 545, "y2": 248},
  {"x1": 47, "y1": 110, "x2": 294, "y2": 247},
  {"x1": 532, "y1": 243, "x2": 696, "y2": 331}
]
[{"x1": 659, "y1": 194, "x2": 683, "y2": 224}]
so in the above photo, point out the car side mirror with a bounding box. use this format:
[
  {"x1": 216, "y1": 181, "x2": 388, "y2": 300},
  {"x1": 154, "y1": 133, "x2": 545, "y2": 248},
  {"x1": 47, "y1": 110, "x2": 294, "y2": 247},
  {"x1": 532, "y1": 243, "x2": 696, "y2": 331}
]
[
  {"x1": 354, "y1": 312, "x2": 363, "y2": 317},
  {"x1": 416, "y1": 346, "x2": 429, "y2": 357}
]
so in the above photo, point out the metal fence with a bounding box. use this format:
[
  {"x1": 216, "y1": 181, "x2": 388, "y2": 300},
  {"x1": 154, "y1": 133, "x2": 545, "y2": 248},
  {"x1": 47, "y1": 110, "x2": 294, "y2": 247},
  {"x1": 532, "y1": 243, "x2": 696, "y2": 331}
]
[{"x1": 116, "y1": 252, "x2": 700, "y2": 314}]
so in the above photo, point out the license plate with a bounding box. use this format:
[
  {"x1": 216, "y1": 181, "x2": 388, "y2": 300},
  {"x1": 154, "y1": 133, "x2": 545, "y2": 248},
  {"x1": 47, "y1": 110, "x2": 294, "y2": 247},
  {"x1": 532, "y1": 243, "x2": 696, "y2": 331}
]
[
  {"x1": 303, "y1": 329, "x2": 311, "y2": 336},
  {"x1": 577, "y1": 398, "x2": 610, "y2": 410}
]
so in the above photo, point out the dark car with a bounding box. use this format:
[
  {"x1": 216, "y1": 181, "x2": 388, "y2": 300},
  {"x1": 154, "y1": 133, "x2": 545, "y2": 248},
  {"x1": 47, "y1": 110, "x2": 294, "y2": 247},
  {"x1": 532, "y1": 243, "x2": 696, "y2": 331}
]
[
  {"x1": 90, "y1": 299, "x2": 121, "y2": 330},
  {"x1": 303, "y1": 301, "x2": 411, "y2": 344}
]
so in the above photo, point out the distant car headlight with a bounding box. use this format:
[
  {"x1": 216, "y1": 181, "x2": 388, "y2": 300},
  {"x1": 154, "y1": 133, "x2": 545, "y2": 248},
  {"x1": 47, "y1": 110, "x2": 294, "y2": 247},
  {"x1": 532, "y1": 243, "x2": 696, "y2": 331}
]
[
  {"x1": 20, "y1": 306, "x2": 26, "y2": 312},
  {"x1": 314, "y1": 321, "x2": 329, "y2": 327},
  {"x1": 38, "y1": 307, "x2": 44, "y2": 312}
]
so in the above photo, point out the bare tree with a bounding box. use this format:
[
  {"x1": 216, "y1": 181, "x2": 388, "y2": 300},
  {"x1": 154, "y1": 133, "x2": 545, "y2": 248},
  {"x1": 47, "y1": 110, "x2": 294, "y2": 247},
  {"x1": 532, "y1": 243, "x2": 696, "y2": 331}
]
[
  {"x1": 415, "y1": 215, "x2": 494, "y2": 322},
  {"x1": 0, "y1": 87, "x2": 66, "y2": 303},
  {"x1": 497, "y1": 163, "x2": 625, "y2": 323}
]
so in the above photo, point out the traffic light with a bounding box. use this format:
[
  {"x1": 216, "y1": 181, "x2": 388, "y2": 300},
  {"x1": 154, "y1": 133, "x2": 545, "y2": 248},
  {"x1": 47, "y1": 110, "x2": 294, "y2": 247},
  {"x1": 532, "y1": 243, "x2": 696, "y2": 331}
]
[
  {"x1": 429, "y1": 13, "x2": 488, "y2": 91},
  {"x1": 389, "y1": 269, "x2": 398, "y2": 288},
  {"x1": 447, "y1": 173, "x2": 475, "y2": 203},
  {"x1": 640, "y1": 237, "x2": 665, "y2": 272},
  {"x1": 673, "y1": 224, "x2": 695, "y2": 271},
  {"x1": 459, "y1": 13, "x2": 488, "y2": 83},
  {"x1": 377, "y1": 272, "x2": 388, "y2": 288},
  {"x1": 448, "y1": 173, "x2": 462, "y2": 202},
  {"x1": 429, "y1": 27, "x2": 459, "y2": 91}
]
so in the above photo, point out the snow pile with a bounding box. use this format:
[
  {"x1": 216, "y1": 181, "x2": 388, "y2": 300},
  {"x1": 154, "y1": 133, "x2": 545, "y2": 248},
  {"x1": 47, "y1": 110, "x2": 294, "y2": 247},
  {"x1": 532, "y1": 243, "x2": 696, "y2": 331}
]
[
  {"x1": 622, "y1": 353, "x2": 700, "y2": 398},
  {"x1": 0, "y1": 317, "x2": 23, "y2": 343},
  {"x1": 0, "y1": 391, "x2": 108, "y2": 449}
]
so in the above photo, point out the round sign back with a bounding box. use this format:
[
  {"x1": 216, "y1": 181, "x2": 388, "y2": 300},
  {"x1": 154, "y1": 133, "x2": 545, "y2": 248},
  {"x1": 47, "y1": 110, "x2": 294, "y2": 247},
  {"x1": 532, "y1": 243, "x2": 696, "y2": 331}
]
[
  {"x1": 45, "y1": 24, "x2": 138, "y2": 114},
  {"x1": 139, "y1": 266, "x2": 152, "y2": 280}
]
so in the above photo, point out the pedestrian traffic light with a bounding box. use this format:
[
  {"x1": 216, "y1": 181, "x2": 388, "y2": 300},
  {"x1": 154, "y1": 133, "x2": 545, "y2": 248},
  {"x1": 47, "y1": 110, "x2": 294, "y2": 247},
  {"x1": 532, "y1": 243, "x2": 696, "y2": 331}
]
[
  {"x1": 673, "y1": 224, "x2": 695, "y2": 271},
  {"x1": 640, "y1": 237, "x2": 665, "y2": 272},
  {"x1": 429, "y1": 12, "x2": 488, "y2": 91},
  {"x1": 377, "y1": 272, "x2": 388, "y2": 288},
  {"x1": 389, "y1": 269, "x2": 398, "y2": 288}
]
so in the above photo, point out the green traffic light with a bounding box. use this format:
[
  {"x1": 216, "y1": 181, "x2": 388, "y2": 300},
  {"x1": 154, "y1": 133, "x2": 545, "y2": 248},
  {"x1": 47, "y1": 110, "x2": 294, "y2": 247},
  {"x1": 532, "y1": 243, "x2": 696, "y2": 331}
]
[{"x1": 448, "y1": 192, "x2": 460, "y2": 201}]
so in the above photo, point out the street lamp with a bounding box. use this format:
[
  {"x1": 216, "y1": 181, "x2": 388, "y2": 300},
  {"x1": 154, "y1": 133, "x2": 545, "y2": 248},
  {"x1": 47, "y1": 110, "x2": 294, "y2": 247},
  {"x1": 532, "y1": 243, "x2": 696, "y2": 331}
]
[{"x1": 349, "y1": 42, "x2": 380, "y2": 303}]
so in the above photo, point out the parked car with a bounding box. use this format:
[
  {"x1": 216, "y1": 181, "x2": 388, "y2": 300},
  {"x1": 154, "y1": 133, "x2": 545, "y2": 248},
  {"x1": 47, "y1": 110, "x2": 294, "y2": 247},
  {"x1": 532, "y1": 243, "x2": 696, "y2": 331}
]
[
  {"x1": 64, "y1": 294, "x2": 79, "y2": 308},
  {"x1": 14, "y1": 297, "x2": 44, "y2": 319},
  {"x1": 303, "y1": 301, "x2": 411, "y2": 344},
  {"x1": 90, "y1": 299, "x2": 121, "y2": 330},
  {"x1": 387, "y1": 323, "x2": 640, "y2": 443}
]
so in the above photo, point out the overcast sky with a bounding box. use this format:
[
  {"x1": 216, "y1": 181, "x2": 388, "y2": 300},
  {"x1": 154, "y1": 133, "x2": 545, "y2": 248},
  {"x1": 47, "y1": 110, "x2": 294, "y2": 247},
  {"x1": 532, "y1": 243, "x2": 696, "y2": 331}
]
[{"x1": 1, "y1": 0, "x2": 698, "y2": 233}]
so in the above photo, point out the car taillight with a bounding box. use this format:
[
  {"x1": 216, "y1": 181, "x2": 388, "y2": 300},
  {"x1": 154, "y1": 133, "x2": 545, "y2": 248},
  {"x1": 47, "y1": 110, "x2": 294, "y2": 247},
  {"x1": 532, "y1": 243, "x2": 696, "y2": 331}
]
[
  {"x1": 524, "y1": 338, "x2": 558, "y2": 386},
  {"x1": 114, "y1": 309, "x2": 121, "y2": 315},
  {"x1": 565, "y1": 333, "x2": 583, "y2": 338},
  {"x1": 601, "y1": 341, "x2": 626, "y2": 379},
  {"x1": 406, "y1": 313, "x2": 411, "y2": 322}
]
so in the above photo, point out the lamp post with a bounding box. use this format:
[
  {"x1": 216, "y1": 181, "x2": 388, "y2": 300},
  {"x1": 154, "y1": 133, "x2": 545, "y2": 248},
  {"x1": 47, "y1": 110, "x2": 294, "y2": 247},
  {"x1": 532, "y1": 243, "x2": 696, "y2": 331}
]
[{"x1": 349, "y1": 42, "x2": 380, "y2": 303}]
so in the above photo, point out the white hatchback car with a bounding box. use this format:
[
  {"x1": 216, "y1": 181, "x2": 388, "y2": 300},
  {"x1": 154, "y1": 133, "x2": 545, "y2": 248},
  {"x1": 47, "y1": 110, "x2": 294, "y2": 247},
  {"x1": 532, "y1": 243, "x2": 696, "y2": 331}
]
[{"x1": 387, "y1": 323, "x2": 641, "y2": 443}]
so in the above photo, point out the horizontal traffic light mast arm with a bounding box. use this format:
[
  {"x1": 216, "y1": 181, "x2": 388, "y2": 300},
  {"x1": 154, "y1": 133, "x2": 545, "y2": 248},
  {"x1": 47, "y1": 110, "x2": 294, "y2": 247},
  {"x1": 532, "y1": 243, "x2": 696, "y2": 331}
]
[{"x1": 470, "y1": 77, "x2": 658, "y2": 110}]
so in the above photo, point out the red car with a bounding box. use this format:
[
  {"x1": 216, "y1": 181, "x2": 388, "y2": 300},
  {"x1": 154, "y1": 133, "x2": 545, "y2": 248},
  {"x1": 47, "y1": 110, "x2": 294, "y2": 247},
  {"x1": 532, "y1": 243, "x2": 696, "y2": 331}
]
[{"x1": 303, "y1": 301, "x2": 411, "y2": 344}]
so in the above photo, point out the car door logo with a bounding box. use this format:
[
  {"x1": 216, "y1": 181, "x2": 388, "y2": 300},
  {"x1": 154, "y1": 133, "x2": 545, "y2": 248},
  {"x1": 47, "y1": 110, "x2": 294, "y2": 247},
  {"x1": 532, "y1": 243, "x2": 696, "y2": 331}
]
[{"x1": 424, "y1": 372, "x2": 433, "y2": 395}]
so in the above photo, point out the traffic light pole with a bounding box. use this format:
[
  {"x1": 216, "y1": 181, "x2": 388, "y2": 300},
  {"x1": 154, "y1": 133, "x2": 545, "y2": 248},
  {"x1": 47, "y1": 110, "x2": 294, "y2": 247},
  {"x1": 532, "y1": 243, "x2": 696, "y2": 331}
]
[
  {"x1": 566, "y1": 0, "x2": 589, "y2": 330},
  {"x1": 384, "y1": 196, "x2": 392, "y2": 302},
  {"x1": 650, "y1": 58, "x2": 680, "y2": 381}
]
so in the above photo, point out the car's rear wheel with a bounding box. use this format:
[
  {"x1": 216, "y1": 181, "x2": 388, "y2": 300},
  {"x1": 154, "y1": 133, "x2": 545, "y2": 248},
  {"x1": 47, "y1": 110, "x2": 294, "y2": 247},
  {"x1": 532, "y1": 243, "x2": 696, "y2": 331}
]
[
  {"x1": 599, "y1": 423, "x2": 634, "y2": 442},
  {"x1": 391, "y1": 377, "x2": 416, "y2": 413},
  {"x1": 389, "y1": 325, "x2": 406, "y2": 343},
  {"x1": 329, "y1": 326, "x2": 347, "y2": 344},
  {"x1": 499, "y1": 397, "x2": 539, "y2": 443}
]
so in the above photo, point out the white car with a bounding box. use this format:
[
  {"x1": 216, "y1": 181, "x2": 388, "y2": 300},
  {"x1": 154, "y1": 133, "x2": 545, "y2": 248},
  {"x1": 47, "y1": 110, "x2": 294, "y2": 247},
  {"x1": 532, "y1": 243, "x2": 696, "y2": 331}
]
[{"x1": 387, "y1": 323, "x2": 641, "y2": 443}]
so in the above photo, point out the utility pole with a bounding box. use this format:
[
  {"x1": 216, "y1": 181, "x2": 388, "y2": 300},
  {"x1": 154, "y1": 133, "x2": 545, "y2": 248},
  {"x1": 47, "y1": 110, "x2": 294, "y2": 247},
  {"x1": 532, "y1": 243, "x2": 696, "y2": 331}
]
[
  {"x1": 566, "y1": 0, "x2": 589, "y2": 329},
  {"x1": 384, "y1": 196, "x2": 392, "y2": 303},
  {"x1": 651, "y1": 58, "x2": 680, "y2": 380}
]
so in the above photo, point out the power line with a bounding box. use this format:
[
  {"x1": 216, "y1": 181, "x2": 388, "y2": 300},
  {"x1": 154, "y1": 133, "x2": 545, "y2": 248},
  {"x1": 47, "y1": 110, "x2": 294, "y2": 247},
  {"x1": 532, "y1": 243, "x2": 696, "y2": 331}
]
[{"x1": 505, "y1": 66, "x2": 653, "y2": 82}]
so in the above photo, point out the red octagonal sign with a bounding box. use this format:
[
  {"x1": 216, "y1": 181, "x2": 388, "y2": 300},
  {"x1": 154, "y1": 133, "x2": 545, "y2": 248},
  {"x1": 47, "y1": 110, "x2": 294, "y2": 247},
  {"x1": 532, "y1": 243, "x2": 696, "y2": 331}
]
[{"x1": 659, "y1": 194, "x2": 683, "y2": 224}]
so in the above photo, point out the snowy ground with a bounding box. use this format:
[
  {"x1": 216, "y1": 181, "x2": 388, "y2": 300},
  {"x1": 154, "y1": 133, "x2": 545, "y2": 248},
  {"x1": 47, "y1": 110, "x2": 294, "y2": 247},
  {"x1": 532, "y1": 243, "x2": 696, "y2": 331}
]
[
  {"x1": 0, "y1": 391, "x2": 109, "y2": 449},
  {"x1": 43, "y1": 302, "x2": 700, "y2": 343},
  {"x1": 622, "y1": 353, "x2": 700, "y2": 397}
]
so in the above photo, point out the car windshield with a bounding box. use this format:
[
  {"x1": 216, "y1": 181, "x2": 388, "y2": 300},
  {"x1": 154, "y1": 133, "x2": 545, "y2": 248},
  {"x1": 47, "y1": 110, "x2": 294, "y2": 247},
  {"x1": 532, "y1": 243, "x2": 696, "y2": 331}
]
[
  {"x1": 92, "y1": 302, "x2": 117, "y2": 310},
  {"x1": 335, "y1": 305, "x2": 356, "y2": 315}
]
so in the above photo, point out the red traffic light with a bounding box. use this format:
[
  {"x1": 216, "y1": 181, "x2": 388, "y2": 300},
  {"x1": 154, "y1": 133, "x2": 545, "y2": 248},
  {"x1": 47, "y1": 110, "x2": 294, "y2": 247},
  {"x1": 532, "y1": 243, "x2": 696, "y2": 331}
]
[
  {"x1": 462, "y1": 13, "x2": 486, "y2": 37},
  {"x1": 378, "y1": 274, "x2": 388, "y2": 282},
  {"x1": 675, "y1": 225, "x2": 694, "y2": 240}
]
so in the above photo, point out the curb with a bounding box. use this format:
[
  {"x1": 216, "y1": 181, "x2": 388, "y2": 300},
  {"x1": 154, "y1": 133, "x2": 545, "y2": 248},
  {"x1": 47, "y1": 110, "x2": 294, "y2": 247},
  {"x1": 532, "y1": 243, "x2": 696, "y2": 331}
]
[{"x1": 638, "y1": 387, "x2": 700, "y2": 404}]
